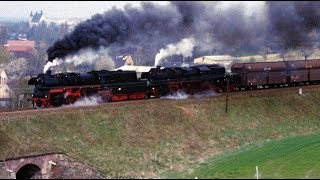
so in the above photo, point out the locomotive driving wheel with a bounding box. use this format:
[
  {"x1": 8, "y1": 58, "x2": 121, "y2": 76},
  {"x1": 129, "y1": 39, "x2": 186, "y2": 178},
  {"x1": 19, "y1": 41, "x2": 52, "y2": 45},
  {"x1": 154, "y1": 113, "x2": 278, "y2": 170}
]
[
  {"x1": 101, "y1": 96, "x2": 110, "y2": 103},
  {"x1": 169, "y1": 86, "x2": 178, "y2": 95},
  {"x1": 35, "y1": 100, "x2": 42, "y2": 109},
  {"x1": 200, "y1": 81, "x2": 214, "y2": 92},
  {"x1": 51, "y1": 94, "x2": 64, "y2": 107},
  {"x1": 65, "y1": 96, "x2": 77, "y2": 104}
]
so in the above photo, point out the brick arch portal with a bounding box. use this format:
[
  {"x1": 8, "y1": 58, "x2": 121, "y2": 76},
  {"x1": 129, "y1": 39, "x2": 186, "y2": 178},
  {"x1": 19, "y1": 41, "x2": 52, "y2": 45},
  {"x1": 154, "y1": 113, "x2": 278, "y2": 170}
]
[
  {"x1": 1, "y1": 152, "x2": 105, "y2": 179},
  {"x1": 3, "y1": 153, "x2": 62, "y2": 179},
  {"x1": 16, "y1": 164, "x2": 41, "y2": 179}
]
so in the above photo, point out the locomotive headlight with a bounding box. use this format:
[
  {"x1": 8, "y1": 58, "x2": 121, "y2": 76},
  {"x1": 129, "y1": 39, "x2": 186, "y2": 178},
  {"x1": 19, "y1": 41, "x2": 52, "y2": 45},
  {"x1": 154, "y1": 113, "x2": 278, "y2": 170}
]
[
  {"x1": 152, "y1": 87, "x2": 155, "y2": 90},
  {"x1": 118, "y1": 88, "x2": 121, "y2": 91},
  {"x1": 45, "y1": 95, "x2": 48, "y2": 98}
]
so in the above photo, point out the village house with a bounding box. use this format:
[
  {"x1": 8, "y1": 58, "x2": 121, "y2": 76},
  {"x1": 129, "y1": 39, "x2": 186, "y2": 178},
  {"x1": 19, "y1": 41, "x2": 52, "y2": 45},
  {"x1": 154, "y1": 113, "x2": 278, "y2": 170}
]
[
  {"x1": 5, "y1": 40, "x2": 35, "y2": 60},
  {"x1": 0, "y1": 68, "x2": 14, "y2": 103},
  {"x1": 0, "y1": 68, "x2": 17, "y2": 109}
]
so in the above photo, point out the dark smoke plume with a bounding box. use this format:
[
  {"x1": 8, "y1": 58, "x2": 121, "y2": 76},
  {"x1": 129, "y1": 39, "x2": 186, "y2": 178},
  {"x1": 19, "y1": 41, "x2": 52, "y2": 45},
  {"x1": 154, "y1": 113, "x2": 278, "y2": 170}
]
[
  {"x1": 267, "y1": 1, "x2": 320, "y2": 49},
  {"x1": 47, "y1": 1, "x2": 320, "y2": 66}
]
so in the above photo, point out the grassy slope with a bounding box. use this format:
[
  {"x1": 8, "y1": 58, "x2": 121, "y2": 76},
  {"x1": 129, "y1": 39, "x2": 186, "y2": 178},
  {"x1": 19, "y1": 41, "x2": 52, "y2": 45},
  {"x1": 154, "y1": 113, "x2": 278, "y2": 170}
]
[
  {"x1": 163, "y1": 132, "x2": 320, "y2": 179},
  {"x1": 0, "y1": 87, "x2": 320, "y2": 178}
]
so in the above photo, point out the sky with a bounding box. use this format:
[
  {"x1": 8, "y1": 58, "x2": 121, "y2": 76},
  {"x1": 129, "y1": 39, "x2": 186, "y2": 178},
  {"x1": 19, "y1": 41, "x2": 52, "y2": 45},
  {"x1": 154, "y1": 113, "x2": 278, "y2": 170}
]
[
  {"x1": 0, "y1": 1, "x2": 264, "y2": 20},
  {"x1": 0, "y1": 1, "x2": 169, "y2": 20}
]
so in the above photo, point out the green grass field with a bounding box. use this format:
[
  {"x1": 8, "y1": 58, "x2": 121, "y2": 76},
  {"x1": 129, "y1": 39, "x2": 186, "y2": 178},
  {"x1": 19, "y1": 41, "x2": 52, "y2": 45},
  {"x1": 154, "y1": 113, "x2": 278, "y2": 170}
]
[
  {"x1": 1, "y1": 86, "x2": 320, "y2": 178},
  {"x1": 162, "y1": 132, "x2": 320, "y2": 179}
]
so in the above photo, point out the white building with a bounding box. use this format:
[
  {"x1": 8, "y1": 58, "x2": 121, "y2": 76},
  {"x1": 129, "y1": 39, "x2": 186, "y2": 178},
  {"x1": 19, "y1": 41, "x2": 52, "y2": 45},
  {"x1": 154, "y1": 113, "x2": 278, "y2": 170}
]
[
  {"x1": 29, "y1": 11, "x2": 46, "y2": 27},
  {"x1": 29, "y1": 11, "x2": 83, "y2": 31},
  {"x1": 0, "y1": 69, "x2": 14, "y2": 98}
]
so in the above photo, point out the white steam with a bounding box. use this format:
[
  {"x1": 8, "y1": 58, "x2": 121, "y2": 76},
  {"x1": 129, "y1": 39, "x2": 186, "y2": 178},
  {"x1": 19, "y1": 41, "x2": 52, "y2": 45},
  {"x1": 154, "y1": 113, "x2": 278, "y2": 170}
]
[
  {"x1": 193, "y1": 90, "x2": 219, "y2": 98},
  {"x1": 67, "y1": 96, "x2": 102, "y2": 107},
  {"x1": 155, "y1": 36, "x2": 196, "y2": 66},
  {"x1": 43, "y1": 59, "x2": 61, "y2": 73},
  {"x1": 43, "y1": 47, "x2": 113, "y2": 73},
  {"x1": 161, "y1": 90, "x2": 189, "y2": 100},
  {"x1": 161, "y1": 89, "x2": 219, "y2": 100}
]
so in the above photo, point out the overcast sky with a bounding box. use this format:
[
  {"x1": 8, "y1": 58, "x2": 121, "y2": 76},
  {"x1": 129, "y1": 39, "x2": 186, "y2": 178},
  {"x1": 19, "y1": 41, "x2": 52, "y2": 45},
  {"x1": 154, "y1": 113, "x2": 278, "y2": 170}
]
[
  {"x1": 0, "y1": 1, "x2": 169, "y2": 20},
  {"x1": 0, "y1": 1, "x2": 264, "y2": 20}
]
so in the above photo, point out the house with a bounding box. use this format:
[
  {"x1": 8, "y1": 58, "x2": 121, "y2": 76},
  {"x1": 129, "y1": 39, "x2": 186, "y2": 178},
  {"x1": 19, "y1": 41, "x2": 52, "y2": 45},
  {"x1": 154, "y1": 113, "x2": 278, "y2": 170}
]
[
  {"x1": 123, "y1": 55, "x2": 134, "y2": 66},
  {"x1": 5, "y1": 40, "x2": 35, "y2": 60},
  {"x1": 0, "y1": 69, "x2": 13, "y2": 99},
  {"x1": 0, "y1": 69, "x2": 8, "y2": 85},
  {"x1": 29, "y1": 11, "x2": 46, "y2": 27},
  {"x1": 114, "y1": 55, "x2": 135, "y2": 68},
  {"x1": 0, "y1": 84, "x2": 13, "y2": 98},
  {"x1": 0, "y1": 69, "x2": 16, "y2": 108}
]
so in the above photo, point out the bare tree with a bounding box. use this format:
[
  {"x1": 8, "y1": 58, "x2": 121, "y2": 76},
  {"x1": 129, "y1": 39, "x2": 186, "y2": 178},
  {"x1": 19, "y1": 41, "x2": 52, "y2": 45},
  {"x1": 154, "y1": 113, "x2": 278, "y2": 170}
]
[
  {"x1": 24, "y1": 42, "x2": 48, "y2": 76},
  {"x1": 95, "y1": 56, "x2": 115, "y2": 70},
  {"x1": 0, "y1": 47, "x2": 11, "y2": 66},
  {"x1": 5, "y1": 58, "x2": 28, "y2": 80},
  {"x1": 258, "y1": 47, "x2": 271, "y2": 61},
  {"x1": 59, "y1": 23, "x2": 69, "y2": 39},
  {"x1": 299, "y1": 46, "x2": 314, "y2": 60},
  {"x1": 278, "y1": 46, "x2": 288, "y2": 61},
  {"x1": 0, "y1": 25, "x2": 7, "y2": 46},
  {"x1": 249, "y1": 57, "x2": 256, "y2": 63}
]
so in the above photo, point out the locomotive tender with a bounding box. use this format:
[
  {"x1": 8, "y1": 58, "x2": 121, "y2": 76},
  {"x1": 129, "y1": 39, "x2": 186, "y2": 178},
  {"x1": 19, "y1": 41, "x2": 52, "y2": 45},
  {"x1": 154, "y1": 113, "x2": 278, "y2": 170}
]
[{"x1": 28, "y1": 59, "x2": 320, "y2": 108}]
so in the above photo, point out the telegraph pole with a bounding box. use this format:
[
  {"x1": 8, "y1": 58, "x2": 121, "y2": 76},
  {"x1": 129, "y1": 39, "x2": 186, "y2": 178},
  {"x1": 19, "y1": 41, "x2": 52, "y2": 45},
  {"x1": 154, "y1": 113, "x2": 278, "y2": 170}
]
[{"x1": 225, "y1": 74, "x2": 229, "y2": 113}]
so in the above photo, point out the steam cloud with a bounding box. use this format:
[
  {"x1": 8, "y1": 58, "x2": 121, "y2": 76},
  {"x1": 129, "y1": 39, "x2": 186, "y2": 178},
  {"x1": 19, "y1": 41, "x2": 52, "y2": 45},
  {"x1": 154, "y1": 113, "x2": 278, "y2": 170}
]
[
  {"x1": 44, "y1": 47, "x2": 113, "y2": 73},
  {"x1": 154, "y1": 37, "x2": 195, "y2": 66},
  {"x1": 46, "y1": 1, "x2": 320, "y2": 68},
  {"x1": 161, "y1": 90, "x2": 218, "y2": 100},
  {"x1": 67, "y1": 96, "x2": 102, "y2": 107},
  {"x1": 161, "y1": 90, "x2": 189, "y2": 100}
]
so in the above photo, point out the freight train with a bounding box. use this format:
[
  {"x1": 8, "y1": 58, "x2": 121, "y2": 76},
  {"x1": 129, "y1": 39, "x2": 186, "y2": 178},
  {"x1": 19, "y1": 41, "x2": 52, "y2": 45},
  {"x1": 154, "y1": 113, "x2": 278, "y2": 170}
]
[{"x1": 28, "y1": 59, "x2": 320, "y2": 108}]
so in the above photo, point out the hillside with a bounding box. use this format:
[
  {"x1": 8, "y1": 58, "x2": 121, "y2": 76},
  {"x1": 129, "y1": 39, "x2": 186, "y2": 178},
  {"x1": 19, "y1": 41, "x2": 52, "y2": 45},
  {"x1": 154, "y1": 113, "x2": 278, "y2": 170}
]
[
  {"x1": 1, "y1": 86, "x2": 320, "y2": 178},
  {"x1": 163, "y1": 132, "x2": 320, "y2": 178}
]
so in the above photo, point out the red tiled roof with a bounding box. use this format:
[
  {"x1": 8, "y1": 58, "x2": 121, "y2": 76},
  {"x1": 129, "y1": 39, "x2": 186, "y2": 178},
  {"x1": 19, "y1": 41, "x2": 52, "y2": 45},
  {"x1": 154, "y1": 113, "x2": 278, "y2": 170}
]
[
  {"x1": 7, "y1": 46, "x2": 34, "y2": 54},
  {"x1": 7, "y1": 40, "x2": 35, "y2": 48}
]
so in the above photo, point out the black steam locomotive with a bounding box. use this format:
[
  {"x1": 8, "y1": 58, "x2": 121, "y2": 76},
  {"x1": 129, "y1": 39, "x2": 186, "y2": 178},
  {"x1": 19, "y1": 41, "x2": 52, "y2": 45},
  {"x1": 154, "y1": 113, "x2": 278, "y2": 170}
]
[{"x1": 28, "y1": 64, "x2": 228, "y2": 108}]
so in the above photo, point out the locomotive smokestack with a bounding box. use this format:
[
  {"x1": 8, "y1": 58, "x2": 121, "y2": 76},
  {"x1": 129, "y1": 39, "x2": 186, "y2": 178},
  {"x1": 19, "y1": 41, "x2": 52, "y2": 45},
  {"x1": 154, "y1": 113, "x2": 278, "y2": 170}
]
[{"x1": 46, "y1": 70, "x2": 52, "y2": 75}]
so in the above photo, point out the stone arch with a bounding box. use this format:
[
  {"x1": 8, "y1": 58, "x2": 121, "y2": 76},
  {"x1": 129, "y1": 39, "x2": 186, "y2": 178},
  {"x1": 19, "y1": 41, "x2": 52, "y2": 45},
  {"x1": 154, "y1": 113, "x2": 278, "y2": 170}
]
[{"x1": 16, "y1": 163, "x2": 41, "y2": 179}]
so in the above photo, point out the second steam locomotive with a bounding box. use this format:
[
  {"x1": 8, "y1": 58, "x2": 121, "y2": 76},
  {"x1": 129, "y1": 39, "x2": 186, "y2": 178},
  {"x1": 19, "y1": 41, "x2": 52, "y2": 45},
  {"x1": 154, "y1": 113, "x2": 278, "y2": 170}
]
[{"x1": 28, "y1": 59, "x2": 320, "y2": 108}]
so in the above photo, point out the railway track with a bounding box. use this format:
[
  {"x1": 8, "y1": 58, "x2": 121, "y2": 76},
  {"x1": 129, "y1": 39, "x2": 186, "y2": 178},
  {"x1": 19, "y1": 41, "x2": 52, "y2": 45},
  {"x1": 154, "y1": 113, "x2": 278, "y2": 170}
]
[{"x1": 1, "y1": 83, "x2": 320, "y2": 115}]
